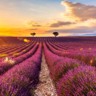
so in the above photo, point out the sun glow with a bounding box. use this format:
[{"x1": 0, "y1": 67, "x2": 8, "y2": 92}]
[{"x1": 23, "y1": 39, "x2": 30, "y2": 43}]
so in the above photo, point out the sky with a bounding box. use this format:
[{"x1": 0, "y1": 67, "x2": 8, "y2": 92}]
[{"x1": 0, "y1": 0, "x2": 96, "y2": 36}]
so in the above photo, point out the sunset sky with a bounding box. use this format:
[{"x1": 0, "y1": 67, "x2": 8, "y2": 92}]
[{"x1": 0, "y1": 0, "x2": 96, "y2": 36}]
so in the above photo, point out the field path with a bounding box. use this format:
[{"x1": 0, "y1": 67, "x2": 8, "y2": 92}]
[{"x1": 34, "y1": 53, "x2": 57, "y2": 96}]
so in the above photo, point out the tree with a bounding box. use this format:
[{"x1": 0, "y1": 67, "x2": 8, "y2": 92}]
[
  {"x1": 31, "y1": 33, "x2": 36, "y2": 37},
  {"x1": 53, "y1": 32, "x2": 59, "y2": 37}
]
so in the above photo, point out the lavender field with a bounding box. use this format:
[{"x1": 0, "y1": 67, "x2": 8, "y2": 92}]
[{"x1": 0, "y1": 37, "x2": 96, "y2": 96}]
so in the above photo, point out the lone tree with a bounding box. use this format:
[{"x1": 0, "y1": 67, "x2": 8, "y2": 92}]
[
  {"x1": 31, "y1": 32, "x2": 36, "y2": 37},
  {"x1": 53, "y1": 32, "x2": 59, "y2": 37}
]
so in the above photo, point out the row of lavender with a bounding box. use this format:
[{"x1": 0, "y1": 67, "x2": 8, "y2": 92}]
[
  {"x1": 46, "y1": 41, "x2": 96, "y2": 66},
  {"x1": 0, "y1": 43, "x2": 39, "y2": 75},
  {"x1": 43, "y1": 42, "x2": 96, "y2": 96},
  {"x1": 0, "y1": 41, "x2": 37, "y2": 74},
  {"x1": 0, "y1": 44, "x2": 42, "y2": 96},
  {"x1": 0, "y1": 41, "x2": 35, "y2": 56},
  {"x1": 0, "y1": 39, "x2": 42, "y2": 95}
]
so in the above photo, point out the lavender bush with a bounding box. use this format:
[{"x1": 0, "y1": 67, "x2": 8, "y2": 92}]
[
  {"x1": 51, "y1": 58, "x2": 84, "y2": 83},
  {"x1": 56, "y1": 66, "x2": 96, "y2": 96}
]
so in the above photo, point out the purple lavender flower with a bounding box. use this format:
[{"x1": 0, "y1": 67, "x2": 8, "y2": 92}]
[
  {"x1": 51, "y1": 58, "x2": 84, "y2": 83},
  {"x1": 56, "y1": 66, "x2": 96, "y2": 96}
]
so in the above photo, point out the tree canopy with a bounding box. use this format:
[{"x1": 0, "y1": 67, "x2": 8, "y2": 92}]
[{"x1": 53, "y1": 32, "x2": 59, "y2": 37}]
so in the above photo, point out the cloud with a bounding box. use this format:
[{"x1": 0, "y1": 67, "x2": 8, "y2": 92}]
[
  {"x1": 28, "y1": 21, "x2": 42, "y2": 27},
  {"x1": 28, "y1": 28, "x2": 37, "y2": 30},
  {"x1": 61, "y1": 1, "x2": 96, "y2": 21},
  {"x1": 47, "y1": 26, "x2": 96, "y2": 35},
  {"x1": 50, "y1": 21, "x2": 75, "y2": 27},
  {"x1": 32, "y1": 24, "x2": 41, "y2": 27},
  {"x1": 6, "y1": 0, "x2": 96, "y2": 36}
]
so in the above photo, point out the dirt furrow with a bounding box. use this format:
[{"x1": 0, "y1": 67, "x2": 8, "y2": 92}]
[{"x1": 34, "y1": 54, "x2": 57, "y2": 96}]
